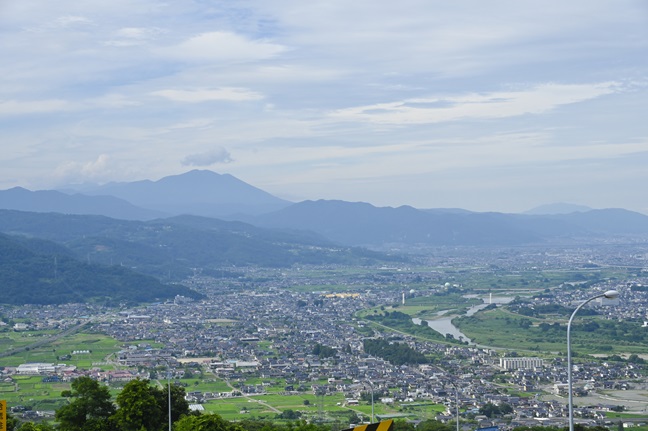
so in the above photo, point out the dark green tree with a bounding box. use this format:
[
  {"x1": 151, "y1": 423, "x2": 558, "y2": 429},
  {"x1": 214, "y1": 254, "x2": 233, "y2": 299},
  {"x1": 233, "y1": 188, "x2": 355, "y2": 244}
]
[
  {"x1": 154, "y1": 382, "x2": 191, "y2": 425},
  {"x1": 276, "y1": 409, "x2": 301, "y2": 420},
  {"x1": 18, "y1": 422, "x2": 57, "y2": 431},
  {"x1": 479, "y1": 402, "x2": 499, "y2": 418},
  {"x1": 112, "y1": 379, "x2": 162, "y2": 431},
  {"x1": 417, "y1": 419, "x2": 454, "y2": 431},
  {"x1": 55, "y1": 376, "x2": 115, "y2": 431},
  {"x1": 4, "y1": 411, "x2": 19, "y2": 431},
  {"x1": 174, "y1": 414, "x2": 242, "y2": 431},
  {"x1": 392, "y1": 420, "x2": 416, "y2": 431}
]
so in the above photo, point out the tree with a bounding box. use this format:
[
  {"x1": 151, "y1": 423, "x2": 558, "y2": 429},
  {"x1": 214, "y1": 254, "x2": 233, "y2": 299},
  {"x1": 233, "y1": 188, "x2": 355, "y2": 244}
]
[
  {"x1": 154, "y1": 382, "x2": 191, "y2": 425},
  {"x1": 479, "y1": 402, "x2": 499, "y2": 418},
  {"x1": 112, "y1": 379, "x2": 162, "y2": 431},
  {"x1": 55, "y1": 376, "x2": 115, "y2": 431},
  {"x1": 628, "y1": 354, "x2": 645, "y2": 364},
  {"x1": 4, "y1": 412, "x2": 19, "y2": 431},
  {"x1": 417, "y1": 420, "x2": 454, "y2": 431},
  {"x1": 17, "y1": 423, "x2": 56, "y2": 431},
  {"x1": 392, "y1": 420, "x2": 416, "y2": 431},
  {"x1": 276, "y1": 409, "x2": 301, "y2": 420},
  {"x1": 175, "y1": 414, "x2": 242, "y2": 431},
  {"x1": 499, "y1": 402, "x2": 513, "y2": 415}
]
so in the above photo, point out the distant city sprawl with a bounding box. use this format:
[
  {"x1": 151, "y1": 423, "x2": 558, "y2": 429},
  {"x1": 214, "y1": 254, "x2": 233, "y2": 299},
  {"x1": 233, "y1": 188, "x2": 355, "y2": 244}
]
[{"x1": 1, "y1": 244, "x2": 647, "y2": 429}]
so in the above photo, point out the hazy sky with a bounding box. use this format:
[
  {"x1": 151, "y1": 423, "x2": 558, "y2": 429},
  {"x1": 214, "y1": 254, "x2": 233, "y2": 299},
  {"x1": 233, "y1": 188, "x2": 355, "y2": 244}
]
[{"x1": 2, "y1": 1, "x2": 647, "y2": 213}]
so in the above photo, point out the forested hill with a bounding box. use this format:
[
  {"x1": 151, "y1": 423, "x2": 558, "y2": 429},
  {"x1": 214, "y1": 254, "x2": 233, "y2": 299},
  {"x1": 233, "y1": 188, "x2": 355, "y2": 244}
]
[
  {"x1": 0, "y1": 233, "x2": 204, "y2": 305},
  {"x1": 0, "y1": 209, "x2": 400, "y2": 282}
]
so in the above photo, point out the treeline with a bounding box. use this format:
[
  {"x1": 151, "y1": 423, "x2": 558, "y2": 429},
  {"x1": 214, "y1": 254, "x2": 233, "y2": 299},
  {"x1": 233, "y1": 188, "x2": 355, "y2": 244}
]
[
  {"x1": 363, "y1": 338, "x2": 428, "y2": 366},
  {"x1": 509, "y1": 303, "x2": 597, "y2": 317},
  {"x1": 4, "y1": 376, "x2": 617, "y2": 431},
  {"x1": 458, "y1": 307, "x2": 648, "y2": 350},
  {"x1": 4, "y1": 376, "x2": 326, "y2": 431},
  {"x1": 364, "y1": 310, "x2": 447, "y2": 343},
  {"x1": 312, "y1": 343, "x2": 338, "y2": 358}
]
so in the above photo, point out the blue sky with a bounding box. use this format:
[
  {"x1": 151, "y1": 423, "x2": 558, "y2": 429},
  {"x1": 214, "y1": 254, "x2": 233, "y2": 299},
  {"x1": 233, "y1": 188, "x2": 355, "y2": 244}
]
[{"x1": 1, "y1": 1, "x2": 647, "y2": 213}]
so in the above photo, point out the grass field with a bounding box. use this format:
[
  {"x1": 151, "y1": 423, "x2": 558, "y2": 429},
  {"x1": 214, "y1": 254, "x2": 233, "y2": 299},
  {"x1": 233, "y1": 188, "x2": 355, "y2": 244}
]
[
  {"x1": 454, "y1": 307, "x2": 648, "y2": 355},
  {"x1": 0, "y1": 331, "x2": 122, "y2": 368},
  {"x1": 202, "y1": 392, "x2": 447, "y2": 423}
]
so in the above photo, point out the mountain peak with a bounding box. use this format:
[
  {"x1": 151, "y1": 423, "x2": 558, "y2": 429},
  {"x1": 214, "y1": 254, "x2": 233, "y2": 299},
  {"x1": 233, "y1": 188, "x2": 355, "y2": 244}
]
[
  {"x1": 524, "y1": 202, "x2": 593, "y2": 215},
  {"x1": 66, "y1": 170, "x2": 291, "y2": 218}
]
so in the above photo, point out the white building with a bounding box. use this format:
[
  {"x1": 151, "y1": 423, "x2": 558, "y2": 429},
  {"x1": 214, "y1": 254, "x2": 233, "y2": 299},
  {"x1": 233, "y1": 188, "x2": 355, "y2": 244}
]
[
  {"x1": 17, "y1": 363, "x2": 57, "y2": 374},
  {"x1": 499, "y1": 357, "x2": 544, "y2": 370}
]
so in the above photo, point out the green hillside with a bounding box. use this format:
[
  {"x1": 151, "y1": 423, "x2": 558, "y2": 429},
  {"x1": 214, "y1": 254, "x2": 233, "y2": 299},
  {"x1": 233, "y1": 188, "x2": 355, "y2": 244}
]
[
  {"x1": 0, "y1": 233, "x2": 203, "y2": 305},
  {"x1": 0, "y1": 210, "x2": 401, "y2": 280}
]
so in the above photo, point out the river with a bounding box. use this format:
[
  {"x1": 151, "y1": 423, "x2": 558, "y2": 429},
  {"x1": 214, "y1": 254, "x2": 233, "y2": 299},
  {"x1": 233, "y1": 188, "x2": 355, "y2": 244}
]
[{"x1": 413, "y1": 295, "x2": 514, "y2": 344}]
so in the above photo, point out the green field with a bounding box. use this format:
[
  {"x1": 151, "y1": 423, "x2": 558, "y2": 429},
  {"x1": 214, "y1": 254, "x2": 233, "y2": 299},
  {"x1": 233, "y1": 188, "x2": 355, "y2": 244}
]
[
  {"x1": 203, "y1": 392, "x2": 447, "y2": 423},
  {"x1": 3, "y1": 375, "x2": 68, "y2": 410},
  {"x1": 455, "y1": 307, "x2": 648, "y2": 355},
  {"x1": 0, "y1": 332, "x2": 122, "y2": 368}
]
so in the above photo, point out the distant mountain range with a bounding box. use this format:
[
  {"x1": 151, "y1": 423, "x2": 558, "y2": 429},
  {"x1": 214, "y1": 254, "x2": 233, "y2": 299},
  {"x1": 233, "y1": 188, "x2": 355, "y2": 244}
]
[
  {"x1": 1, "y1": 169, "x2": 648, "y2": 250},
  {"x1": 524, "y1": 202, "x2": 593, "y2": 215},
  {"x1": 57, "y1": 169, "x2": 291, "y2": 218},
  {"x1": 0, "y1": 186, "x2": 164, "y2": 220},
  {"x1": 250, "y1": 200, "x2": 648, "y2": 246},
  {"x1": 2, "y1": 170, "x2": 648, "y2": 305},
  {"x1": 0, "y1": 208, "x2": 393, "y2": 284}
]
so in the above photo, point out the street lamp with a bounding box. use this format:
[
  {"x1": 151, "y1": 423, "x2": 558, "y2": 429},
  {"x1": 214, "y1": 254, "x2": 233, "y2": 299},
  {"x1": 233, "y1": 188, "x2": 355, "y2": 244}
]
[
  {"x1": 567, "y1": 289, "x2": 619, "y2": 431},
  {"x1": 156, "y1": 356, "x2": 173, "y2": 431},
  {"x1": 166, "y1": 365, "x2": 172, "y2": 431},
  {"x1": 448, "y1": 381, "x2": 460, "y2": 431},
  {"x1": 434, "y1": 366, "x2": 460, "y2": 431},
  {"x1": 366, "y1": 379, "x2": 374, "y2": 423}
]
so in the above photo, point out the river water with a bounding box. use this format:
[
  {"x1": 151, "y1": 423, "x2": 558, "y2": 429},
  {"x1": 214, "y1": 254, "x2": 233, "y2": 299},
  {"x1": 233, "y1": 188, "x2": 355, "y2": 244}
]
[{"x1": 413, "y1": 295, "x2": 514, "y2": 344}]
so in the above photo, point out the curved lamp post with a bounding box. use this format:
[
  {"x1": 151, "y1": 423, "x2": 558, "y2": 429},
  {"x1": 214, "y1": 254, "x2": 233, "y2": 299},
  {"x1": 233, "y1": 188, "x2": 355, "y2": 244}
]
[{"x1": 567, "y1": 290, "x2": 619, "y2": 431}]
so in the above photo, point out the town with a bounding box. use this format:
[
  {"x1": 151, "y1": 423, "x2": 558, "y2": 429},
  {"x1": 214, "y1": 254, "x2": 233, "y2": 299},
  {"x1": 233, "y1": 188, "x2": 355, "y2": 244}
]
[{"x1": 1, "y1": 244, "x2": 647, "y2": 430}]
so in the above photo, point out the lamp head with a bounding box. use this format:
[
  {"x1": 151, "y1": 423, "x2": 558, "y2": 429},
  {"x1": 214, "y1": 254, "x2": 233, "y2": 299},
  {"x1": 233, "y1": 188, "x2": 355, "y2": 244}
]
[{"x1": 603, "y1": 290, "x2": 619, "y2": 299}]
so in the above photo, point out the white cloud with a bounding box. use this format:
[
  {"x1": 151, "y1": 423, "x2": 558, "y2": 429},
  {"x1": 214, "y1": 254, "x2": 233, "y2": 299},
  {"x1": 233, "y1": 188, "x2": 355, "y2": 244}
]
[
  {"x1": 90, "y1": 93, "x2": 141, "y2": 108},
  {"x1": 152, "y1": 87, "x2": 263, "y2": 103},
  {"x1": 54, "y1": 15, "x2": 92, "y2": 28},
  {"x1": 0, "y1": 0, "x2": 646, "y2": 212},
  {"x1": 23, "y1": 15, "x2": 94, "y2": 33},
  {"x1": 158, "y1": 31, "x2": 287, "y2": 63},
  {"x1": 53, "y1": 154, "x2": 114, "y2": 183},
  {"x1": 0, "y1": 99, "x2": 71, "y2": 115},
  {"x1": 330, "y1": 82, "x2": 619, "y2": 124},
  {"x1": 182, "y1": 148, "x2": 233, "y2": 166},
  {"x1": 104, "y1": 26, "x2": 163, "y2": 46}
]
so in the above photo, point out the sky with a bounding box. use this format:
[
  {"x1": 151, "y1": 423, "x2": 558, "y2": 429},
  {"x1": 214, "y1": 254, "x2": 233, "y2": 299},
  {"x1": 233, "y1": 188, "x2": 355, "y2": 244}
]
[{"x1": 1, "y1": 1, "x2": 647, "y2": 214}]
